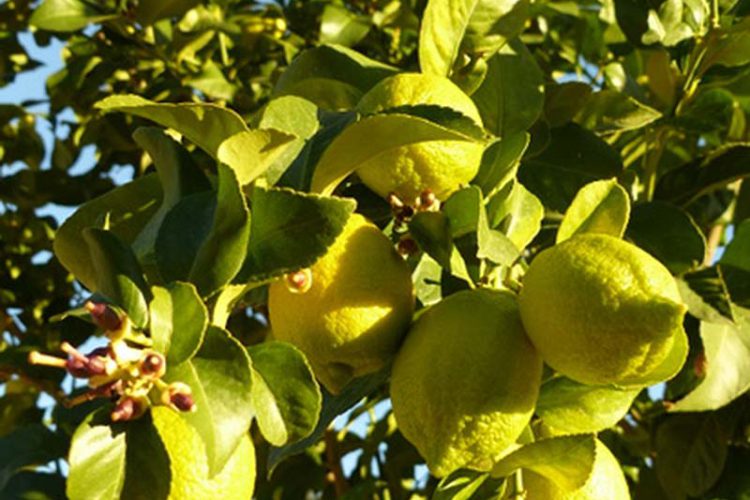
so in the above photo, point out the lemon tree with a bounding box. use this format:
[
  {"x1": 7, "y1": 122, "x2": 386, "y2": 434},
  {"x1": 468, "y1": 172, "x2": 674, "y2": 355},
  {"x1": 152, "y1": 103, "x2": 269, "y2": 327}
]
[{"x1": 3, "y1": 0, "x2": 750, "y2": 499}]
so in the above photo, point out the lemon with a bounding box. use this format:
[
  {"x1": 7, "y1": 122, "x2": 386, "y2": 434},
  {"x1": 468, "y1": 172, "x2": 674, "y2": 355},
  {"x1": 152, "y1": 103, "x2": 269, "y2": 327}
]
[
  {"x1": 268, "y1": 213, "x2": 414, "y2": 394},
  {"x1": 151, "y1": 407, "x2": 255, "y2": 500},
  {"x1": 523, "y1": 439, "x2": 630, "y2": 500},
  {"x1": 390, "y1": 289, "x2": 542, "y2": 477},
  {"x1": 355, "y1": 73, "x2": 485, "y2": 203},
  {"x1": 518, "y1": 233, "x2": 688, "y2": 386}
]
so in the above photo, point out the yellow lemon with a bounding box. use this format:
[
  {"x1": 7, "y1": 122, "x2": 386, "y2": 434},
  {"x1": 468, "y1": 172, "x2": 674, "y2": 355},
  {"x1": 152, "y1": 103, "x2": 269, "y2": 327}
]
[
  {"x1": 355, "y1": 73, "x2": 485, "y2": 203},
  {"x1": 151, "y1": 407, "x2": 255, "y2": 500},
  {"x1": 390, "y1": 289, "x2": 542, "y2": 477},
  {"x1": 268, "y1": 213, "x2": 414, "y2": 394},
  {"x1": 518, "y1": 233, "x2": 688, "y2": 386},
  {"x1": 523, "y1": 439, "x2": 631, "y2": 500}
]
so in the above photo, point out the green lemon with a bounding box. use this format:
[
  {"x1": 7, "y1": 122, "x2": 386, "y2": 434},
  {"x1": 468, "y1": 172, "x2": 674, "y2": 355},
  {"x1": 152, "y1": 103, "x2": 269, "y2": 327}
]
[
  {"x1": 355, "y1": 72, "x2": 485, "y2": 203},
  {"x1": 523, "y1": 439, "x2": 630, "y2": 500},
  {"x1": 268, "y1": 213, "x2": 414, "y2": 394},
  {"x1": 390, "y1": 289, "x2": 542, "y2": 477},
  {"x1": 518, "y1": 233, "x2": 688, "y2": 386},
  {"x1": 151, "y1": 407, "x2": 255, "y2": 500}
]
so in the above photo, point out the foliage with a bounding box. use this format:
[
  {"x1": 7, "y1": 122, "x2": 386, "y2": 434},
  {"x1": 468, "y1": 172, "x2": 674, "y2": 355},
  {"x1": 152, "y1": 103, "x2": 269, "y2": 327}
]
[{"x1": 1, "y1": 0, "x2": 750, "y2": 498}]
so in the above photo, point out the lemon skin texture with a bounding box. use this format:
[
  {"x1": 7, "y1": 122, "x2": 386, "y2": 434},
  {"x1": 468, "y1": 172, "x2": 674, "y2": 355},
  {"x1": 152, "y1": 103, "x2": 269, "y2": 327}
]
[
  {"x1": 523, "y1": 439, "x2": 630, "y2": 500},
  {"x1": 390, "y1": 289, "x2": 542, "y2": 477},
  {"x1": 355, "y1": 73, "x2": 485, "y2": 203},
  {"x1": 151, "y1": 407, "x2": 256, "y2": 500},
  {"x1": 518, "y1": 233, "x2": 688, "y2": 387},
  {"x1": 268, "y1": 213, "x2": 414, "y2": 394}
]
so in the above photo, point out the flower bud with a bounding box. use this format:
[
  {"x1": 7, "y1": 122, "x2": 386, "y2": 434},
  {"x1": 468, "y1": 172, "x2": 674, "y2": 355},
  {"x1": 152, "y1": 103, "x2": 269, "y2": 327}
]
[
  {"x1": 285, "y1": 269, "x2": 312, "y2": 294},
  {"x1": 162, "y1": 382, "x2": 196, "y2": 412},
  {"x1": 139, "y1": 351, "x2": 166, "y2": 378},
  {"x1": 85, "y1": 301, "x2": 123, "y2": 332},
  {"x1": 111, "y1": 396, "x2": 147, "y2": 422}
]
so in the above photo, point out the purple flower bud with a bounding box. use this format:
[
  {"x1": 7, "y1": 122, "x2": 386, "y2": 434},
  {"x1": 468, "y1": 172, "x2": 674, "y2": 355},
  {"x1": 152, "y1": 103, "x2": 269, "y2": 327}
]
[
  {"x1": 111, "y1": 397, "x2": 146, "y2": 422},
  {"x1": 85, "y1": 301, "x2": 123, "y2": 331},
  {"x1": 65, "y1": 357, "x2": 91, "y2": 378},
  {"x1": 139, "y1": 351, "x2": 166, "y2": 378},
  {"x1": 171, "y1": 392, "x2": 196, "y2": 412}
]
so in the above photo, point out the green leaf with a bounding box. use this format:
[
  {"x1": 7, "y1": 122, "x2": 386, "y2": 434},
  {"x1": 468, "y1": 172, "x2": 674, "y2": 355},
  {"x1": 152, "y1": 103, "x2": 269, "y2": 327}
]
[
  {"x1": 472, "y1": 132, "x2": 529, "y2": 197},
  {"x1": 697, "y1": 18, "x2": 750, "y2": 73},
  {"x1": 319, "y1": 4, "x2": 371, "y2": 46},
  {"x1": 434, "y1": 470, "x2": 489, "y2": 500},
  {"x1": 164, "y1": 325, "x2": 254, "y2": 476},
  {"x1": 419, "y1": 0, "x2": 528, "y2": 76},
  {"x1": 149, "y1": 282, "x2": 207, "y2": 365},
  {"x1": 413, "y1": 254, "x2": 443, "y2": 307},
  {"x1": 671, "y1": 306, "x2": 750, "y2": 412},
  {"x1": 557, "y1": 179, "x2": 630, "y2": 243},
  {"x1": 0, "y1": 425, "x2": 65, "y2": 492},
  {"x1": 273, "y1": 45, "x2": 397, "y2": 110},
  {"x1": 2, "y1": 472, "x2": 66, "y2": 500},
  {"x1": 267, "y1": 367, "x2": 389, "y2": 473},
  {"x1": 184, "y1": 61, "x2": 236, "y2": 101},
  {"x1": 155, "y1": 191, "x2": 215, "y2": 285},
  {"x1": 54, "y1": 174, "x2": 163, "y2": 291},
  {"x1": 626, "y1": 201, "x2": 706, "y2": 275},
  {"x1": 536, "y1": 377, "x2": 639, "y2": 435},
  {"x1": 216, "y1": 129, "x2": 299, "y2": 186},
  {"x1": 574, "y1": 90, "x2": 661, "y2": 134},
  {"x1": 655, "y1": 144, "x2": 750, "y2": 207},
  {"x1": 310, "y1": 113, "x2": 483, "y2": 196},
  {"x1": 188, "y1": 165, "x2": 251, "y2": 296},
  {"x1": 379, "y1": 104, "x2": 488, "y2": 141},
  {"x1": 472, "y1": 40, "x2": 544, "y2": 137},
  {"x1": 83, "y1": 228, "x2": 150, "y2": 328},
  {"x1": 248, "y1": 342, "x2": 322, "y2": 447},
  {"x1": 544, "y1": 82, "x2": 593, "y2": 127},
  {"x1": 257, "y1": 96, "x2": 319, "y2": 140},
  {"x1": 135, "y1": 0, "x2": 201, "y2": 25},
  {"x1": 30, "y1": 0, "x2": 117, "y2": 32},
  {"x1": 614, "y1": 0, "x2": 703, "y2": 47},
  {"x1": 238, "y1": 186, "x2": 355, "y2": 282},
  {"x1": 491, "y1": 434, "x2": 596, "y2": 491},
  {"x1": 67, "y1": 410, "x2": 127, "y2": 500},
  {"x1": 519, "y1": 123, "x2": 623, "y2": 212},
  {"x1": 678, "y1": 267, "x2": 734, "y2": 323},
  {"x1": 488, "y1": 181, "x2": 544, "y2": 250},
  {"x1": 131, "y1": 127, "x2": 211, "y2": 269},
  {"x1": 655, "y1": 413, "x2": 730, "y2": 497},
  {"x1": 409, "y1": 211, "x2": 473, "y2": 283},
  {"x1": 121, "y1": 413, "x2": 171, "y2": 500},
  {"x1": 95, "y1": 95, "x2": 248, "y2": 160},
  {"x1": 720, "y1": 220, "x2": 750, "y2": 271}
]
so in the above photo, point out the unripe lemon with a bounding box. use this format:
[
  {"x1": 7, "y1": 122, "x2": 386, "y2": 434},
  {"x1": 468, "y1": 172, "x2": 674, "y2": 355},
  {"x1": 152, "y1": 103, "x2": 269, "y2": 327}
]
[
  {"x1": 523, "y1": 439, "x2": 630, "y2": 500},
  {"x1": 151, "y1": 407, "x2": 256, "y2": 500},
  {"x1": 355, "y1": 73, "x2": 485, "y2": 203},
  {"x1": 268, "y1": 213, "x2": 414, "y2": 394},
  {"x1": 390, "y1": 289, "x2": 542, "y2": 477},
  {"x1": 518, "y1": 233, "x2": 688, "y2": 386}
]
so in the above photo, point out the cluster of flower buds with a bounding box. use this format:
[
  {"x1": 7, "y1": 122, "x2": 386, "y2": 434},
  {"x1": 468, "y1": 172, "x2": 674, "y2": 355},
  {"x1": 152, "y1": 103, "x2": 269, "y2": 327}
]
[
  {"x1": 29, "y1": 301, "x2": 196, "y2": 422},
  {"x1": 388, "y1": 190, "x2": 439, "y2": 256}
]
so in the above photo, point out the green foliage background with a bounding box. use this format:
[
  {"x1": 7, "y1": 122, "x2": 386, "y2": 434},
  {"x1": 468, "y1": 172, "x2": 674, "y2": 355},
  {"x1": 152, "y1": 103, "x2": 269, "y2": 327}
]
[{"x1": 1, "y1": 0, "x2": 750, "y2": 498}]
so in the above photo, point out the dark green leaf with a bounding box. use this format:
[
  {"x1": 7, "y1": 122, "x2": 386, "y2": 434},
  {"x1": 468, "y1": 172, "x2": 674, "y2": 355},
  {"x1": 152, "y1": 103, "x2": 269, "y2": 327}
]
[
  {"x1": 164, "y1": 325, "x2": 254, "y2": 476},
  {"x1": 55, "y1": 174, "x2": 163, "y2": 291},
  {"x1": 679, "y1": 267, "x2": 734, "y2": 322},
  {"x1": 654, "y1": 145, "x2": 750, "y2": 207},
  {"x1": 544, "y1": 82, "x2": 593, "y2": 127},
  {"x1": 239, "y1": 186, "x2": 355, "y2": 282},
  {"x1": 472, "y1": 132, "x2": 529, "y2": 197},
  {"x1": 121, "y1": 413, "x2": 171, "y2": 500},
  {"x1": 472, "y1": 40, "x2": 544, "y2": 137},
  {"x1": 0, "y1": 425, "x2": 65, "y2": 492},
  {"x1": 149, "y1": 282, "x2": 207, "y2": 365},
  {"x1": 574, "y1": 90, "x2": 661, "y2": 134},
  {"x1": 248, "y1": 342, "x2": 322, "y2": 446},
  {"x1": 83, "y1": 228, "x2": 150, "y2": 328},
  {"x1": 518, "y1": 123, "x2": 623, "y2": 212},
  {"x1": 626, "y1": 201, "x2": 706, "y2": 275},
  {"x1": 189, "y1": 165, "x2": 251, "y2": 297},
  {"x1": 409, "y1": 211, "x2": 473, "y2": 282}
]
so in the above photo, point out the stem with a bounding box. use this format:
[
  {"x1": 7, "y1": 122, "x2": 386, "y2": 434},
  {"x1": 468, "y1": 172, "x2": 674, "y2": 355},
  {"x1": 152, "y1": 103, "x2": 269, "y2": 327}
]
[
  {"x1": 324, "y1": 429, "x2": 349, "y2": 497},
  {"x1": 704, "y1": 224, "x2": 725, "y2": 265},
  {"x1": 643, "y1": 127, "x2": 668, "y2": 201},
  {"x1": 711, "y1": 0, "x2": 720, "y2": 29}
]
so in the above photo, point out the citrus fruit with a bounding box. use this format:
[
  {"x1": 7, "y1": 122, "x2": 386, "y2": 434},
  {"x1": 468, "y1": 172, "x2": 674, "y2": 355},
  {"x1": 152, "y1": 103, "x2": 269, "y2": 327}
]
[
  {"x1": 518, "y1": 233, "x2": 688, "y2": 386},
  {"x1": 390, "y1": 289, "x2": 542, "y2": 477},
  {"x1": 151, "y1": 407, "x2": 255, "y2": 500},
  {"x1": 523, "y1": 439, "x2": 630, "y2": 500},
  {"x1": 355, "y1": 72, "x2": 485, "y2": 203},
  {"x1": 268, "y1": 213, "x2": 414, "y2": 394}
]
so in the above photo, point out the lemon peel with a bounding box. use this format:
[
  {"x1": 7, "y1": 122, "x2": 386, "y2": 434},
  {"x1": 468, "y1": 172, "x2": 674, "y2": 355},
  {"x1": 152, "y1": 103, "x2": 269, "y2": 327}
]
[
  {"x1": 390, "y1": 289, "x2": 542, "y2": 477},
  {"x1": 268, "y1": 213, "x2": 414, "y2": 394},
  {"x1": 518, "y1": 233, "x2": 688, "y2": 386},
  {"x1": 355, "y1": 73, "x2": 485, "y2": 203}
]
